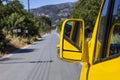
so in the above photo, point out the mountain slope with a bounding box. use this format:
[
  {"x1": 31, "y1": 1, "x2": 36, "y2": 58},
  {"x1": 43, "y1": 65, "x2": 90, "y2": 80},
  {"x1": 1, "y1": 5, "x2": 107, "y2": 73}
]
[{"x1": 30, "y1": 2, "x2": 75, "y2": 24}]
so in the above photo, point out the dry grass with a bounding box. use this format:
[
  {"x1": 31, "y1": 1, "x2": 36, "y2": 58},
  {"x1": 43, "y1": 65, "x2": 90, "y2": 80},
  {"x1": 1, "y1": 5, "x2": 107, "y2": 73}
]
[
  {"x1": 0, "y1": 52, "x2": 6, "y2": 57},
  {"x1": 6, "y1": 35, "x2": 27, "y2": 48},
  {"x1": 10, "y1": 37, "x2": 27, "y2": 48},
  {"x1": 0, "y1": 35, "x2": 38, "y2": 57}
]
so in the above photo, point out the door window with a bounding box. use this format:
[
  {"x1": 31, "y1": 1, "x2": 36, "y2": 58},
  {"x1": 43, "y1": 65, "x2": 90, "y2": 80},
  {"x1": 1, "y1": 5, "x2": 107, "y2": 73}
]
[{"x1": 94, "y1": 0, "x2": 120, "y2": 62}]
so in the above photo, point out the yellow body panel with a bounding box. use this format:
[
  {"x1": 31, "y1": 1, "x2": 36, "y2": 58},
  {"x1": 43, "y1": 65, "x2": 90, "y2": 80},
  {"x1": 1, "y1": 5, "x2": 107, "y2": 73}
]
[
  {"x1": 63, "y1": 39, "x2": 82, "y2": 60},
  {"x1": 63, "y1": 39, "x2": 80, "y2": 51},
  {"x1": 89, "y1": 57, "x2": 120, "y2": 80},
  {"x1": 80, "y1": 62, "x2": 89, "y2": 80}
]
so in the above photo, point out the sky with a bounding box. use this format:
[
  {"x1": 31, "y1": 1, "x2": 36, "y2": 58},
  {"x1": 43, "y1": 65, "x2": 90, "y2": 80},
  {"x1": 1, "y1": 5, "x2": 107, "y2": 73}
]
[{"x1": 19, "y1": 0, "x2": 78, "y2": 9}]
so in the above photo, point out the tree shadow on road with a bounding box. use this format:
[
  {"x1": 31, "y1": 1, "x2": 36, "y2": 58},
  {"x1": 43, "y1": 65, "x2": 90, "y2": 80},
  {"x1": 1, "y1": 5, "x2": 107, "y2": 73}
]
[
  {"x1": 0, "y1": 57, "x2": 24, "y2": 61},
  {"x1": 13, "y1": 49, "x2": 35, "y2": 54},
  {"x1": 0, "y1": 60, "x2": 53, "y2": 64}
]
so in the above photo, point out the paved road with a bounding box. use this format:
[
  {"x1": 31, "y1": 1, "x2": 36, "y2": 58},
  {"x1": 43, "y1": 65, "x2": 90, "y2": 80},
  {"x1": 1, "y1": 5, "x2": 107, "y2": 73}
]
[{"x1": 0, "y1": 30, "x2": 82, "y2": 80}]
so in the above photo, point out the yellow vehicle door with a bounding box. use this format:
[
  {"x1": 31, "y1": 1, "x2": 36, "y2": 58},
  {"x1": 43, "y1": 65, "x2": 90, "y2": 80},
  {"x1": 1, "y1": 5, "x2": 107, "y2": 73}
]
[{"x1": 88, "y1": 0, "x2": 120, "y2": 80}]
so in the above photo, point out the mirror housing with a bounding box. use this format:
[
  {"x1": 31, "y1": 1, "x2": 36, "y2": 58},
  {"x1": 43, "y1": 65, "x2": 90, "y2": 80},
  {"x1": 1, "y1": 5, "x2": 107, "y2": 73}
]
[
  {"x1": 59, "y1": 19, "x2": 88, "y2": 62},
  {"x1": 107, "y1": 23, "x2": 120, "y2": 56}
]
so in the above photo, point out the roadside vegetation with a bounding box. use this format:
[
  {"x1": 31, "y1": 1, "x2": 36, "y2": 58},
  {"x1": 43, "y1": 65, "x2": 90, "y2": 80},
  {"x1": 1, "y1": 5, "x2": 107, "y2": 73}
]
[
  {"x1": 56, "y1": 0, "x2": 102, "y2": 37},
  {"x1": 0, "y1": 0, "x2": 51, "y2": 56},
  {"x1": 56, "y1": 18, "x2": 62, "y2": 33}
]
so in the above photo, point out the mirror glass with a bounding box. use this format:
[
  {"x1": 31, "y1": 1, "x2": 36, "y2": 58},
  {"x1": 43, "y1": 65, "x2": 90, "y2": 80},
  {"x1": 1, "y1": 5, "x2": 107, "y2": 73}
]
[{"x1": 64, "y1": 20, "x2": 82, "y2": 49}]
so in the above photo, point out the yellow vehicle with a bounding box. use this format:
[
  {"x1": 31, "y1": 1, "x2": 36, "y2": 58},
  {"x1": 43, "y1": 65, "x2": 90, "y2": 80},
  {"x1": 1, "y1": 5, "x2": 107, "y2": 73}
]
[{"x1": 58, "y1": 0, "x2": 120, "y2": 80}]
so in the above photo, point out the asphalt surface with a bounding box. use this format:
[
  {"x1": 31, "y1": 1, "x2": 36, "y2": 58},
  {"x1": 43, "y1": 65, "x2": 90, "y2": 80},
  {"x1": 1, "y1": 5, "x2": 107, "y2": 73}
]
[{"x1": 0, "y1": 30, "x2": 82, "y2": 80}]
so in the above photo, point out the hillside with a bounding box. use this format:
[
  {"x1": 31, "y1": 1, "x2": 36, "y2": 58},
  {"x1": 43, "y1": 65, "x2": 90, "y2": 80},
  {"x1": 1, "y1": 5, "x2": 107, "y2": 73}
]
[{"x1": 30, "y1": 2, "x2": 75, "y2": 25}]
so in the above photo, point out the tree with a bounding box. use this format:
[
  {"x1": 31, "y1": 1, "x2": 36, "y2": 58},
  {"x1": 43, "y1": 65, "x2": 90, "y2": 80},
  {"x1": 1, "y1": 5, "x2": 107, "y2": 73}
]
[
  {"x1": 56, "y1": 17, "x2": 62, "y2": 33},
  {"x1": 40, "y1": 16, "x2": 52, "y2": 33},
  {"x1": 0, "y1": 0, "x2": 52, "y2": 54},
  {"x1": 0, "y1": 0, "x2": 6, "y2": 53},
  {"x1": 70, "y1": 0, "x2": 102, "y2": 37}
]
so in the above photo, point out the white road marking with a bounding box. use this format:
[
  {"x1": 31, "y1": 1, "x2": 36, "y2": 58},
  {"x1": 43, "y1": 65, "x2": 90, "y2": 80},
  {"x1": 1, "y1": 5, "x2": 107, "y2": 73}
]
[
  {"x1": 1, "y1": 54, "x2": 13, "y2": 59},
  {"x1": 21, "y1": 45, "x2": 31, "y2": 49},
  {"x1": 42, "y1": 33, "x2": 48, "y2": 37}
]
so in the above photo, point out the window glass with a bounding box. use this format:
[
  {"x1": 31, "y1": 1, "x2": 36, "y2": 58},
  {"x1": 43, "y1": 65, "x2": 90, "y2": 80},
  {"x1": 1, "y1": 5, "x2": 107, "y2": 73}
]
[
  {"x1": 97, "y1": 0, "x2": 109, "y2": 45},
  {"x1": 94, "y1": 0, "x2": 109, "y2": 61},
  {"x1": 112, "y1": 0, "x2": 120, "y2": 23}
]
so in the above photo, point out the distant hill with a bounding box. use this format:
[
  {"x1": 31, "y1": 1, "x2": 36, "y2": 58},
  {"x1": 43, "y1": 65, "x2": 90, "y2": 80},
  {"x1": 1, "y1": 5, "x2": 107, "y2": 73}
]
[{"x1": 30, "y1": 2, "x2": 75, "y2": 25}]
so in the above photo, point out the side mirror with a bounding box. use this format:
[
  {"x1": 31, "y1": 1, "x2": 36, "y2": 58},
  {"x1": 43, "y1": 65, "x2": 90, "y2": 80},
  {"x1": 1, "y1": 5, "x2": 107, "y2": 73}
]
[
  {"x1": 59, "y1": 19, "x2": 86, "y2": 62},
  {"x1": 107, "y1": 24, "x2": 120, "y2": 56}
]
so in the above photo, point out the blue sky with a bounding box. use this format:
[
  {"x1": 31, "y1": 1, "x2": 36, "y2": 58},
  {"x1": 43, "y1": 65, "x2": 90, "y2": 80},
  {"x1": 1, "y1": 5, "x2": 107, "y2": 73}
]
[{"x1": 19, "y1": 0, "x2": 78, "y2": 9}]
